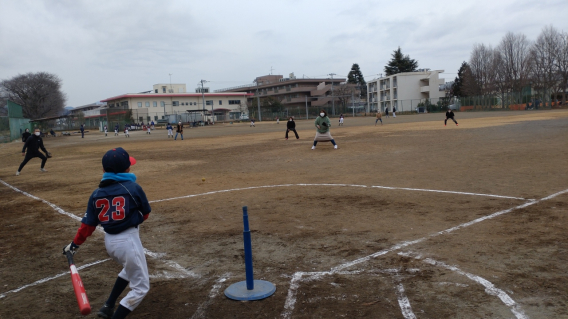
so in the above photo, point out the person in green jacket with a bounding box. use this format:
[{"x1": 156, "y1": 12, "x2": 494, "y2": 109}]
[{"x1": 312, "y1": 109, "x2": 337, "y2": 150}]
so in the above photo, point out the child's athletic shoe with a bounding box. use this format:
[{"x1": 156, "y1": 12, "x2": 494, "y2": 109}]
[
  {"x1": 15, "y1": 171, "x2": 20, "y2": 176},
  {"x1": 97, "y1": 304, "x2": 114, "y2": 319},
  {"x1": 40, "y1": 168, "x2": 47, "y2": 172},
  {"x1": 334, "y1": 145, "x2": 338, "y2": 149},
  {"x1": 311, "y1": 146, "x2": 315, "y2": 150},
  {"x1": 456, "y1": 123, "x2": 458, "y2": 126}
]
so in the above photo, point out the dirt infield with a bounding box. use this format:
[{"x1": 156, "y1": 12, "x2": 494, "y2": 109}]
[{"x1": 1, "y1": 110, "x2": 567, "y2": 318}]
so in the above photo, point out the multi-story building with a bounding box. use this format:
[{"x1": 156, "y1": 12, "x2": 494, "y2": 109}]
[
  {"x1": 100, "y1": 84, "x2": 251, "y2": 124},
  {"x1": 217, "y1": 74, "x2": 357, "y2": 116},
  {"x1": 367, "y1": 70, "x2": 445, "y2": 112}
]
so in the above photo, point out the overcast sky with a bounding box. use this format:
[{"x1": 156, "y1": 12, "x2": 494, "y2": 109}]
[{"x1": 1, "y1": 0, "x2": 567, "y2": 107}]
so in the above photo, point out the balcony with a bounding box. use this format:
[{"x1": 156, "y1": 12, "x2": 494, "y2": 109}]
[{"x1": 420, "y1": 86, "x2": 430, "y2": 93}]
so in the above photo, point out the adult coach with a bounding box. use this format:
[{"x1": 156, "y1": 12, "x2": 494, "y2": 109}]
[
  {"x1": 175, "y1": 121, "x2": 184, "y2": 140},
  {"x1": 312, "y1": 109, "x2": 337, "y2": 150},
  {"x1": 285, "y1": 117, "x2": 299, "y2": 140},
  {"x1": 445, "y1": 109, "x2": 458, "y2": 126},
  {"x1": 16, "y1": 128, "x2": 51, "y2": 175},
  {"x1": 80, "y1": 124, "x2": 85, "y2": 138},
  {"x1": 62, "y1": 147, "x2": 151, "y2": 319}
]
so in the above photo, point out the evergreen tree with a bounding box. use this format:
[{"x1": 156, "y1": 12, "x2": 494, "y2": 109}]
[
  {"x1": 451, "y1": 61, "x2": 469, "y2": 97},
  {"x1": 451, "y1": 61, "x2": 479, "y2": 97},
  {"x1": 347, "y1": 63, "x2": 367, "y2": 97},
  {"x1": 384, "y1": 47, "x2": 418, "y2": 76}
]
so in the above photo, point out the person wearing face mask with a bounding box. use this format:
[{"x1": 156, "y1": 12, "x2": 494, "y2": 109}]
[
  {"x1": 22, "y1": 128, "x2": 31, "y2": 142},
  {"x1": 17, "y1": 128, "x2": 50, "y2": 175},
  {"x1": 285, "y1": 117, "x2": 299, "y2": 140},
  {"x1": 312, "y1": 110, "x2": 337, "y2": 150},
  {"x1": 175, "y1": 121, "x2": 184, "y2": 140}
]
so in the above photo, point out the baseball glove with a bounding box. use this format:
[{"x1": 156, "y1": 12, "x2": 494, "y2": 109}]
[{"x1": 46, "y1": 152, "x2": 52, "y2": 158}]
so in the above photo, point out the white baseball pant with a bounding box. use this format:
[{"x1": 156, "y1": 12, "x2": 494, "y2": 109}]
[{"x1": 104, "y1": 227, "x2": 149, "y2": 311}]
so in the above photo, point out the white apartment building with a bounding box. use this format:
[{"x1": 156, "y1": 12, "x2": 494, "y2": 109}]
[
  {"x1": 101, "y1": 84, "x2": 252, "y2": 123},
  {"x1": 367, "y1": 70, "x2": 445, "y2": 112}
]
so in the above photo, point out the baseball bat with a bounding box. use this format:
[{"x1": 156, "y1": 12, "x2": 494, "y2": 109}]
[{"x1": 65, "y1": 251, "x2": 91, "y2": 315}]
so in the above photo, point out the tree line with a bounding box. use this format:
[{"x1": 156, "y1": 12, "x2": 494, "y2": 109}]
[{"x1": 452, "y1": 25, "x2": 568, "y2": 106}]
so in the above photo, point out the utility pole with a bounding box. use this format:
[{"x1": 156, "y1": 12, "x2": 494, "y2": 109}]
[
  {"x1": 305, "y1": 95, "x2": 308, "y2": 120},
  {"x1": 329, "y1": 73, "x2": 336, "y2": 115},
  {"x1": 200, "y1": 79, "x2": 208, "y2": 123},
  {"x1": 254, "y1": 79, "x2": 261, "y2": 121}
]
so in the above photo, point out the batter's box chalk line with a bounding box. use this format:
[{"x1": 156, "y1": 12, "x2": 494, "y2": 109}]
[
  {"x1": 398, "y1": 251, "x2": 528, "y2": 319},
  {"x1": 280, "y1": 187, "x2": 568, "y2": 318}
]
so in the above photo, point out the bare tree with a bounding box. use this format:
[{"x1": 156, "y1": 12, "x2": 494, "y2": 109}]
[
  {"x1": 497, "y1": 32, "x2": 532, "y2": 95},
  {"x1": 0, "y1": 72, "x2": 66, "y2": 119},
  {"x1": 555, "y1": 30, "x2": 568, "y2": 104},
  {"x1": 529, "y1": 26, "x2": 561, "y2": 105},
  {"x1": 469, "y1": 43, "x2": 497, "y2": 95}
]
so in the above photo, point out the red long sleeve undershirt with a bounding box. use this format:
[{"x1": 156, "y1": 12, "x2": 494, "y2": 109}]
[{"x1": 73, "y1": 214, "x2": 149, "y2": 246}]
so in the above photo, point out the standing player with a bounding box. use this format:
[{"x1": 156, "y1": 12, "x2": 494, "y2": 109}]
[
  {"x1": 375, "y1": 110, "x2": 383, "y2": 126},
  {"x1": 339, "y1": 114, "x2": 344, "y2": 126},
  {"x1": 16, "y1": 128, "x2": 51, "y2": 175},
  {"x1": 445, "y1": 109, "x2": 458, "y2": 126},
  {"x1": 104, "y1": 125, "x2": 108, "y2": 137},
  {"x1": 392, "y1": 106, "x2": 396, "y2": 118},
  {"x1": 146, "y1": 125, "x2": 151, "y2": 134},
  {"x1": 21, "y1": 128, "x2": 31, "y2": 142},
  {"x1": 285, "y1": 117, "x2": 299, "y2": 140},
  {"x1": 150, "y1": 121, "x2": 155, "y2": 130},
  {"x1": 62, "y1": 147, "x2": 151, "y2": 319},
  {"x1": 124, "y1": 124, "x2": 130, "y2": 138},
  {"x1": 312, "y1": 109, "x2": 337, "y2": 150},
  {"x1": 250, "y1": 119, "x2": 255, "y2": 127},
  {"x1": 114, "y1": 124, "x2": 119, "y2": 136},
  {"x1": 175, "y1": 121, "x2": 184, "y2": 140},
  {"x1": 166, "y1": 123, "x2": 173, "y2": 138},
  {"x1": 80, "y1": 124, "x2": 85, "y2": 138},
  {"x1": 385, "y1": 107, "x2": 389, "y2": 118}
]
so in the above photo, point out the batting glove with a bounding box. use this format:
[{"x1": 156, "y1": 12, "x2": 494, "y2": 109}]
[{"x1": 62, "y1": 242, "x2": 79, "y2": 255}]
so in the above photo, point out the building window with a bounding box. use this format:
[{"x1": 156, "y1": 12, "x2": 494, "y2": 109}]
[
  {"x1": 160, "y1": 101, "x2": 165, "y2": 107},
  {"x1": 206, "y1": 100, "x2": 213, "y2": 105},
  {"x1": 162, "y1": 86, "x2": 166, "y2": 93},
  {"x1": 137, "y1": 102, "x2": 142, "y2": 108},
  {"x1": 155, "y1": 89, "x2": 158, "y2": 93},
  {"x1": 219, "y1": 100, "x2": 222, "y2": 105},
  {"x1": 153, "y1": 101, "x2": 157, "y2": 107},
  {"x1": 228, "y1": 100, "x2": 241, "y2": 105},
  {"x1": 145, "y1": 102, "x2": 150, "y2": 107},
  {"x1": 173, "y1": 101, "x2": 179, "y2": 106},
  {"x1": 154, "y1": 116, "x2": 158, "y2": 121}
]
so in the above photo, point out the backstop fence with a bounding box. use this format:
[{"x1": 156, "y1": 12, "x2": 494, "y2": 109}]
[{"x1": 1, "y1": 101, "x2": 32, "y2": 143}]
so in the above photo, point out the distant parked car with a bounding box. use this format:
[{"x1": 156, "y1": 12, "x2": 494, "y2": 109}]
[
  {"x1": 240, "y1": 114, "x2": 249, "y2": 120},
  {"x1": 448, "y1": 104, "x2": 459, "y2": 110}
]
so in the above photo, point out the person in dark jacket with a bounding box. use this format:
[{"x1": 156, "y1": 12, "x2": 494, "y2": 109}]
[
  {"x1": 445, "y1": 109, "x2": 458, "y2": 126},
  {"x1": 285, "y1": 117, "x2": 299, "y2": 140},
  {"x1": 80, "y1": 124, "x2": 85, "y2": 138},
  {"x1": 175, "y1": 121, "x2": 184, "y2": 140},
  {"x1": 21, "y1": 128, "x2": 31, "y2": 142},
  {"x1": 17, "y1": 128, "x2": 50, "y2": 175}
]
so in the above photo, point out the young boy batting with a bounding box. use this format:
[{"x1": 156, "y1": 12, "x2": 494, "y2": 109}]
[{"x1": 62, "y1": 147, "x2": 151, "y2": 319}]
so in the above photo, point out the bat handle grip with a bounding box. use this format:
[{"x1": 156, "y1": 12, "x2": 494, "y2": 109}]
[{"x1": 65, "y1": 251, "x2": 75, "y2": 266}]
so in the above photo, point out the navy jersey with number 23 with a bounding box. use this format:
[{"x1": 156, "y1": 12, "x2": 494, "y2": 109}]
[{"x1": 81, "y1": 180, "x2": 151, "y2": 234}]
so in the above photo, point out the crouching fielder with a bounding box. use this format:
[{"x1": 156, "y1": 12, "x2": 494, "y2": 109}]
[
  {"x1": 63, "y1": 147, "x2": 151, "y2": 319},
  {"x1": 312, "y1": 109, "x2": 337, "y2": 150}
]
